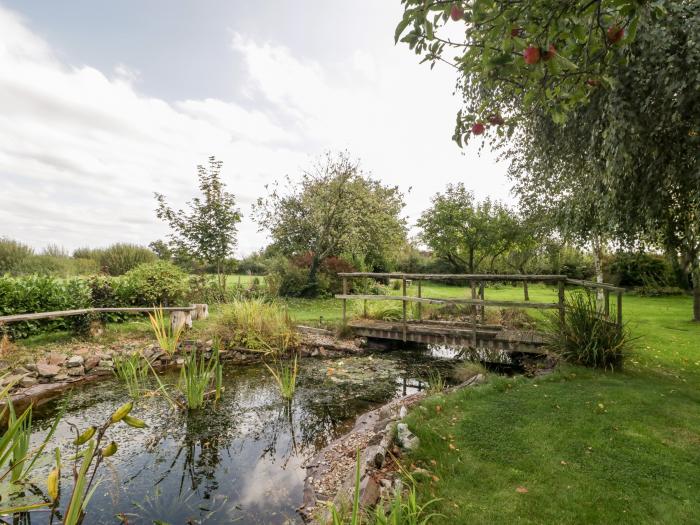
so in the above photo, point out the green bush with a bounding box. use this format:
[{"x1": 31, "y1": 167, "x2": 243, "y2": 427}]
[
  {"x1": 545, "y1": 292, "x2": 631, "y2": 370},
  {"x1": 98, "y1": 243, "x2": 156, "y2": 276},
  {"x1": 0, "y1": 275, "x2": 91, "y2": 338},
  {"x1": 121, "y1": 261, "x2": 188, "y2": 306},
  {"x1": 605, "y1": 252, "x2": 676, "y2": 287},
  {"x1": 0, "y1": 238, "x2": 34, "y2": 274},
  {"x1": 265, "y1": 257, "x2": 310, "y2": 297}
]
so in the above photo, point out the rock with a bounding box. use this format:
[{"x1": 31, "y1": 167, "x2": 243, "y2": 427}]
[
  {"x1": 24, "y1": 363, "x2": 37, "y2": 372},
  {"x1": 67, "y1": 366, "x2": 85, "y2": 377},
  {"x1": 94, "y1": 367, "x2": 113, "y2": 376},
  {"x1": 84, "y1": 356, "x2": 100, "y2": 371},
  {"x1": 13, "y1": 366, "x2": 30, "y2": 375},
  {"x1": 175, "y1": 358, "x2": 185, "y2": 365},
  {"x1": 74, "y1": 347, "x2": 91, "y2": 356},
  {"x1": 54, "y1": 373, "x2": 69, "y2": 381},
  {"x1": 396, "y1": 423, "x2": 419, "y2": 451},
  {"x1": 1, "y1": 374, "x2": 25, "y2": 387},
  {"x1": 47, "y1": 353, "x2": 66, "y2": 366},
  {"x1": 20, "y1": 376, "x2": 37, "y2": 387},
  {"x1": 380, "y1": 478, "x2": 392, "y2": 489},
  {"x1": 36, "y1": 363, "x2": 60, "y2": 378},
  {"x1": 359, "y1": 475, "x2": 381, "y2": 507},
  {"x1": 399, "y1": 406, "x2": 408, "y2": 418},
  {"x1": 67, "y1": 355, "x2": 84, "y2": 368},
  {"x1": 411, "y1": 468, "x2": 431, "y2": 480},
  {"x1": 98, "y1": 360, "x2": 113, "y2": 368}
]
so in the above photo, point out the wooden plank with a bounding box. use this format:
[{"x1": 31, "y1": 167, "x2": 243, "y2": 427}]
[
  {"x1": 479, "y1": 282, "x2": 485, "y2": 324},
  {"x1": 334, "y1": 295, "x2": 559, "y2": 309}
]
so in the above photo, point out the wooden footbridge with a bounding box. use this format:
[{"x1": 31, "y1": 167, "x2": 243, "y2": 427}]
[{"x1": 336, "y1": 273, "x2": 624, "y2": 354}]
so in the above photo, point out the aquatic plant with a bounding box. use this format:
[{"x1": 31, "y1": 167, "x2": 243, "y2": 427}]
[
  {"x1": 264, "y1": 355, "x2": 298, "y2": 401},
  {"x1": 148, "y1": 306, "x2": 183, "y2": 356},
  {"x1": 213, "y1": 298, "x2": 298, "y2": 353},
  {"x1": 426, "y1": 369, "x2": 445, "y2": 395},
  {"x1": 177, "y1": 347, "x2": 223, "y2": 410},
  {"x1": 61, "y1": 401, "x2": 147, "y2": 525},
  {"x1": 113, "y1": 352, "x2": 150, "y2": 398}
]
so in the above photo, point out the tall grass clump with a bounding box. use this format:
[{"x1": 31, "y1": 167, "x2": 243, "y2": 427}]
[
  {"x1": 265, "y1": 355, "x2": 298, "y2": 401},
  {"x1": 545, "y1": 291, "x2": 632, "y2": 370},
  {"x1": 325, "y1": 450, "x2": 441, "y2": 525},
  {"x1": 177, "y1": 347, "x2": 223, "y2": 410},
  {"x1": 214, "y1": 298, "x2": 298, "y2": 352},
  {"x1": 426, "y1": 369, "x2": 445, "y2": 395},
  {"x1": 98, "y1": 243, "x2": 156, "y2": 276},
  {"x1": 148, "y1": 306, "x2": 183, "y2": 356},
  {"x1": 113, "y1": 352, "x2": 150, "y2": 398}
]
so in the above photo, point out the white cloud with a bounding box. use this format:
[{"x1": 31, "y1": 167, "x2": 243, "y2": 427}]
[{"x1": 0, "y1": 5, "x2": 512, "y2": 256}]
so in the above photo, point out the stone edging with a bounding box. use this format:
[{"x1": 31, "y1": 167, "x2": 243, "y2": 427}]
[{"x1": 299, "y1": 374, "x2": 486, "y2": 523}]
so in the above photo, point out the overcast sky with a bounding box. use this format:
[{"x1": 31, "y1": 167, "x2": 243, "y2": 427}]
[{"x1": 0, "y1": 1, "x2": 512, "y2": 256}]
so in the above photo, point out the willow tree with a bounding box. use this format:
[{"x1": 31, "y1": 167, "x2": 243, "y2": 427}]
[{"x1": 253, "y1": 152, "x2": 406, "y2": 295}]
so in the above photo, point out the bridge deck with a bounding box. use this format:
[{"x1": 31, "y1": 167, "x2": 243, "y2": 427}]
[{"x1": 348, "y1": 319, "x2": 547, "y2": 354}]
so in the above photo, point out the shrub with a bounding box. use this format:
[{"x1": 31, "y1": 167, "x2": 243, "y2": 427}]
[
  {"x1": 98, "y1": 243, "x2": 156, "y2": 276},
  {"x1": 605, "y1": 252, "x2": 676, "y2": 287},
  {"x1": 631, "y1": 285, "x2": 685, "y2": 297},
  {"x1": 544, "y1": 292, "x2": 632, "y2": 370},
  {"x1": 0, "y1": 238, "x2": 33, "y2": 274},
  {"x1": 122, "y1": 261, "x2": 188, "y2": 306},
  {"x1": 213, "y1": 298, "x2": 298, "y2": 352}
]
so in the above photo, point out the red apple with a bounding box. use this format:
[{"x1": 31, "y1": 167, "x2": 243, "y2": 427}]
[
  {"x1": 450, "y1": 4, "x2": 464, "y2": 21},
  {"x1": 607, "y1": 25, "x2": 624, "y2": 44},
  {"x1": 471, "y1": 122, "x2": 485, "y2": 135},
  {"x1": 586, "y1": 78, "x2": 600, "y2": 87},
  {"x1": 542, "y1": 44, "x2": 557, "y2": 61},
  {"x1": 523, "y1": 45, "x2": 541, "y2": 65}
]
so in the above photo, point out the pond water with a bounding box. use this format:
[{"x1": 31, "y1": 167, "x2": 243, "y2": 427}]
[{"x1": 16, "y1": 349, "x2": 459, "y2": 525}]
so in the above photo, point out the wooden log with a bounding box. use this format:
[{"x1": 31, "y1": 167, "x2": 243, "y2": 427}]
[
  {"x1": 169, "y1": 311, "x2": 191, "y2": 333},
  {"x1": 192, "y1": 303, "x2": 209, "y2": 321}
]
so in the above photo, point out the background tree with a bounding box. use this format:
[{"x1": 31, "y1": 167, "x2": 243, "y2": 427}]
[
  {"x1": 148, "y1": 240, "x2": 172, "y2": 261},
  {"x1": 396, "y1": 0, "x2": 659, "y2": 138},
  {"x1": 417, "y1": 183, "x2": 516, "y2": 273},
  {"x1": 253, "y1": 151, "x2": 406, "y2": 296},
  {"x1": 155, "y1": 156, "x2": 241, "y2": 292}
]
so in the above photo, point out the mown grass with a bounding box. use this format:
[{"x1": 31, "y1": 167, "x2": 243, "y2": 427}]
[{"x1": 401, "y1": 289, "x2": 700, "y2": 524}]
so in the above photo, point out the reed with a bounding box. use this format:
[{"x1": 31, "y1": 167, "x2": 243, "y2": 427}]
[
  {"x1": 426, "y1": 369, "x2": 445, "y2": 395},
  {"x1": 264, "y1": 355, "x2": 298, "y2": 401},
  {"x1": 113, "y1": 352, "x2": 149, "y2": 398},
  {"x1": 148, "y1": 306, "x2": 183, "y2": 356},
  {"x1": 178, "y1": 347, "x2": 222, "y2": 410}
]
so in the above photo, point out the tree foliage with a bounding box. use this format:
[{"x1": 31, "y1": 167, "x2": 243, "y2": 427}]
[
  {"x1": 253, "y1": 151, "x2": 406, "y2": 295},
  {"x1": 155, "y1": 156, "x2": 241, "y2": 291},
  {"x1": 396, "y1": 0, "x2": 660, "y2": 140},
  {"x1": 417, "y1": 183, "x2": 517, "y2": 273}
]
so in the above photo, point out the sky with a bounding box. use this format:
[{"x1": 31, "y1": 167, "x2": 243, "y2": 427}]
[{"x1": 0, "y1": 1, "x2": 513, "y2": 256}]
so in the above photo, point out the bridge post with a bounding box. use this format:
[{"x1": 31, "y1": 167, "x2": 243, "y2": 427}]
[
  {"x1": 342, "y1": 277, "x2": 348, "y2": 325},
  {"x1": 402, "y1": 277, "x2": 407, "y2": 342},
  {"x1": 603, "y1": 289, "x2": 610, "y2": 318},
  {"x1": 479, "y1": 282, "x2": 485, "y2": 324},
  {"x1": 417, "y1": 280, "x2": 422, "y2": 321},
  {"x1": 558, "y1": 278, "x2": 566, "y2": 327},
  {"x1": 616, "y1": 290, "x2": 623, "y2": 329}
]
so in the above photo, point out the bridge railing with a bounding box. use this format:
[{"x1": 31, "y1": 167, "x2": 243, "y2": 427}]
[{"x1": 335, "y1": 273, "x2": 624, "y2": 341}]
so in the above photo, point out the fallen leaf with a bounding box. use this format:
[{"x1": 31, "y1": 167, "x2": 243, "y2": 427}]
[
  {"x1": 435, "y1": 405, "x2": 442, "y2": 413},
  {"x1": 516, "y1": 486, "x2": 528, "y2": 494},
  {"x1": 560, "y1": 460, "x2": 567, "y2": 465}
]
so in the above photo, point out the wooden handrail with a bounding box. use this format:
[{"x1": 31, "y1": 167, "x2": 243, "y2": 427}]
[
  {"x1": 565, "y1": 278, "x2": 625, "y2": 292},
  {"x1": 338, "y1": 272, "x2": 566, "y2": 281},
  {"x1": 0, "y1": 306, "x2": 197, "y2": 324},
  {"x1": 334, "y1": 294, "x2": 559, "y2": 309}
]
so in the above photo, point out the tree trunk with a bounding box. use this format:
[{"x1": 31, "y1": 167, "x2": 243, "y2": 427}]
[
  {"x1": 307, "y1": 254, "x2": 321, "y2": 295},
  {"x1": 693, "y1": 267, "x2": 700, "y2": 322},
  {"x1": 591, "y1": 234, "x2": 605, "y2": 307},
  {"x1": 468, "y1": 248, "x2": 475, "y2": 274},
  {"x1": 523, "y1": 280, "x2": 530, "y2": 301}
]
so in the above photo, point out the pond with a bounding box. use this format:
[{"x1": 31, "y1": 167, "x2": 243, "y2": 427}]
[{"x1": 15, "y1": 349, "x2": 459, "y2": 524}]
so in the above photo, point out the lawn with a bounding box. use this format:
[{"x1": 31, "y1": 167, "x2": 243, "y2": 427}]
[{"x1": 398, "y1": 288, "x2": 700, "y2": 524}]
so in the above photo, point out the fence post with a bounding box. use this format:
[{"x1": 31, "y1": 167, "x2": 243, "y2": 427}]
[
  {"x1": 342, "y1": 277, "x2": 347, "y2": 325},
  {"x1": 479, "y1": 282, "x2": 485, "y2": 324},
  {"x1": 616, "y1": 290, "x2": 623, "y2": 329},
  {"x1": 604, "y1": 289, "x2": 610, "y2": 318},
  {"x1": 402, "y1": 277, "x2": 407, "y2": 342},
  {"x1": 558, "y1": 278, "x2": 566, "y2": 327},
  {"x1": 470, "y1": 280, "x2": 477, "y2": 347}
]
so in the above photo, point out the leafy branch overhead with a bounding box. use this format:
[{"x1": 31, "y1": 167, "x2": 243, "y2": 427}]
[{"x1": 395, "y1": 0, "x2": 662, "y2": 143}]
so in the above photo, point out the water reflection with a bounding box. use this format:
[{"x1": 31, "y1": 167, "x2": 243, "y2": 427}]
[{"x1": 21, "y1": 350, "x2": 459, "y2": 524}]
